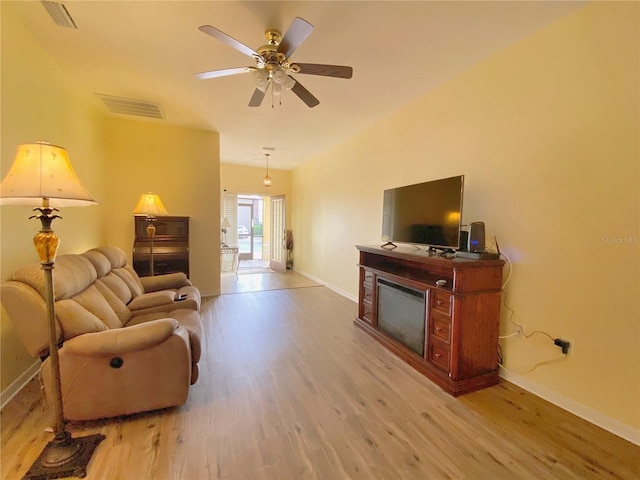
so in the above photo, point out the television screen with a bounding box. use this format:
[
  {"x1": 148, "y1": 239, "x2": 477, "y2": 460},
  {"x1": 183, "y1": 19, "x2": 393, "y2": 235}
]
[{"x1": 381, "y1": 175, "x2": 464, "y2": 249}]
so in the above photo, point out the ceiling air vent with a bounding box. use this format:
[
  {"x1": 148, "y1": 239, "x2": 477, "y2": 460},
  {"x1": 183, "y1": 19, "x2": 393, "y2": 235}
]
[
  {"x1": 96, "y1": 94, "x2": 165, "y2": 120},
  {"x1": 41, "y1": 1, "x2": 77, "y2": 29}
]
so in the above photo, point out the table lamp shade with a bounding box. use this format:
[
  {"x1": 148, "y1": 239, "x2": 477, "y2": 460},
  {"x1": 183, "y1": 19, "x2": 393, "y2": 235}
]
[
  {"x1": 133, "y1": 193, "x2": 169, "y2": 216},
  {"x1": 0, "y1": 142, "x2": 97, "y2": 207}
]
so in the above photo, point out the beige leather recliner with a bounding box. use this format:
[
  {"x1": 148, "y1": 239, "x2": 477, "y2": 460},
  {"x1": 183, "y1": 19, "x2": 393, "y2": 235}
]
[{"x1": 1, "y1": 246, "x2": 203, "y2": 421}]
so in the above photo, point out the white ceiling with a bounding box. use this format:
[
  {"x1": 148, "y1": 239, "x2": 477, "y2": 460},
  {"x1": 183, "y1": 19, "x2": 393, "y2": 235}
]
[{"x1": 10, "y1": 1, "x2": 585, "y2": 170}]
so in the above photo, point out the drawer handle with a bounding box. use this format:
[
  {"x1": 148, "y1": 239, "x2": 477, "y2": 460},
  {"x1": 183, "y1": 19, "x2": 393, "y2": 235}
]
[
  {"x1": 435, "y1": 327, "x2": 442, "y2": 332},
  {"x1": 435, "y1": 353, "x2": 442, "y2": 359},
  {"x1": 436, "y1": 300, "x2": 443, "y2": 305}
]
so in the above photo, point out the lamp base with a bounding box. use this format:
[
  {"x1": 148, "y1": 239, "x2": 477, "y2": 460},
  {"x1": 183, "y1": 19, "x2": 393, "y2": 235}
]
[{"x1": 23, "y1": 432, "x2": 105, "y2": 480}]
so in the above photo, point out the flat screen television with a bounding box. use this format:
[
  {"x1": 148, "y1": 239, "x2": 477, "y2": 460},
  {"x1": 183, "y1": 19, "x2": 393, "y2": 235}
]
[{"x1": 381, "y1": 175, "x2": 464, "y2": 250}]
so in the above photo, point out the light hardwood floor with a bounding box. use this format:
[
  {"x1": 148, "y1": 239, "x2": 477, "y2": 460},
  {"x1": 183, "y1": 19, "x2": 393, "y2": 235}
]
[{"x1": 2, "y1": 281, "x2": 639, "y2": 479}]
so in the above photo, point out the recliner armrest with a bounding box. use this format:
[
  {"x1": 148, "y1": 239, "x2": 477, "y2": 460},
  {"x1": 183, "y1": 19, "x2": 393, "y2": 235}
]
[
  {"x1": 63, "y1": 318, "x2": 179, "y2": 356},
  {"x1": 128, "y1": 290, "x2": 175, "y2": 312},
  {"x1": 140, "y1": 272, "x2": 192, "y2": 293}
]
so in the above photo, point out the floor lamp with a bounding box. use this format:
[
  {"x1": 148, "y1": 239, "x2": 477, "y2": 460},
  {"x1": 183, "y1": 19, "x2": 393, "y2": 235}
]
[
  {"x1": 0, "y1": 142, "x2": 104, "y2": 479},
  {"x1": 133, "y1": 193, "x2": 169, "y2": 276}
]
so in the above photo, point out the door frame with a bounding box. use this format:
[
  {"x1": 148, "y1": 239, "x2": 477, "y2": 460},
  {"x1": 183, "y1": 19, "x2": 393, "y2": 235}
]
[{"x1": 269, "y1": 195, "x2": 286, "y2": 272}]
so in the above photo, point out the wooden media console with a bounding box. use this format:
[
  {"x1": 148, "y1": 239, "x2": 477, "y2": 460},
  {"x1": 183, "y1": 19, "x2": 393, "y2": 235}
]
[{"x1": 355, "y1": 245, "x2": 504, "y2": 396}]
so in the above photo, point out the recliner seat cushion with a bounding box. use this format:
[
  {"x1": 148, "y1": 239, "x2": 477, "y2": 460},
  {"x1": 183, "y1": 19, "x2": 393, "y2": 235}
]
[
  {"x1": 55, "y1": 299, "x2": 109, "y2": 339},
  {"x1": 90, "y1": 246, "x2": 128, "y2": 268},
  {"x1": 70, "y1": 285, "x2": 123, "y2": 329},
  {"x1": 94, "y1": 279, "x2": 133, "y2": 325},
  {"x1": 81, "y1": 250, "x2": 112, "y2": 278},
  {"x1": 53, "y1": 255, "x2": 98, "y2": 300},
  {"x1": 113, "y1": 268, "x2": 144, "y2": 297},
  {"x1": 97, "y1": 272, "x2": 134, "y2": 304}
]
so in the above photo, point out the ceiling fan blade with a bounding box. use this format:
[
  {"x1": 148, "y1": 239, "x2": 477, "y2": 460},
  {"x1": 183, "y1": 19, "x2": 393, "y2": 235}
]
[
  {"x1": 290, "y1": 77, "x2": 319, "y2": 108},
  {"x1": 199, "y1": 25, "x2": 262, "y2": 61},
  {"x1": 249, "y1": 86, "x2": 268, "y2": 107},
  {"x1": 277, "y1": 17, "x2": 314, "y2": 59},
  {"x1": 194, "y1": 66, "x2": 254, "y2": 80},
  {"x1": 293, "y1": 63, "x2": 353, "y2": 79}
]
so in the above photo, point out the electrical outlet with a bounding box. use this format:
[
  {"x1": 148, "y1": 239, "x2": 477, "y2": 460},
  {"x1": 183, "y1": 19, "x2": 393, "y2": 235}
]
[
  {"x1": 554, "y1": 338, "x2": 572, "y2": 355},
  {"x1": 565, "y1": 339, "x2": 574, "y2": 355}
]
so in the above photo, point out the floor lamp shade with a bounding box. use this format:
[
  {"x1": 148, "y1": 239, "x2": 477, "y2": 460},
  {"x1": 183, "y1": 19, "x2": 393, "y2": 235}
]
[
  {"x1": 0, "y1": 141, "x2": 103, "y2": 480},
  {"x1": 0, "y1": 142, "x2": 97, "y2": 207}
]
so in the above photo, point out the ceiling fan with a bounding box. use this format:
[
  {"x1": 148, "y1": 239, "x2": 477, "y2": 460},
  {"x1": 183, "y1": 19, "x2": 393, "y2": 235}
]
[{"x1": 195, "y1": 17, "x2": 353, "y2": 108}]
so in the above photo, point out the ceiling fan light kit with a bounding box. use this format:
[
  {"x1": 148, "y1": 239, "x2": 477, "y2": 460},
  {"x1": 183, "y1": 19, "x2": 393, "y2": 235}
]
[{"x1": 196, "y1": 17, "x2": 353, "y2": 108}]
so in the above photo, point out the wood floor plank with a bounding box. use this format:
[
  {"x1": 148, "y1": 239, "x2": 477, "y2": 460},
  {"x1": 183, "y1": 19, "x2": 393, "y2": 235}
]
[{"x1": 2, "y1": 280, "x2": 639, "y2": 479}]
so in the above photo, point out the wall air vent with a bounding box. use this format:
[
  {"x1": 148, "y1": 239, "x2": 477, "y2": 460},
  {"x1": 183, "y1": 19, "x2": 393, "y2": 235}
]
[
  {"x1": 96, "y1": 94, "x2": 165, "y2": 120},
  {"x1": 41, "y1": 1, "x2": 77, "y2": 29}
]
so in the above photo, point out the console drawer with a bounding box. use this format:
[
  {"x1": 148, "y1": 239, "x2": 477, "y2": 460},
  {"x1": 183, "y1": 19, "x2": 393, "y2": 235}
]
[
  {"x1": 429, "y1": 342, "x2": 450, "y2": 372},
  {"x1": 431, "y1": 290, "x2": 452, "y2": 316},
  {"x1": 430, "y1": 311, "x2": 451, "y2": 344}
]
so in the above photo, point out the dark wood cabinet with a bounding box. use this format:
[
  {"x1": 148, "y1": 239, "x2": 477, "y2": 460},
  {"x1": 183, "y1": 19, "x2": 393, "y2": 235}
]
[
  {"x1": 355, "y1": 245, "x2": 504, "y2": 396},
  {"x1": 133, "y1": 216, "x2": 189, "y2": 277}
]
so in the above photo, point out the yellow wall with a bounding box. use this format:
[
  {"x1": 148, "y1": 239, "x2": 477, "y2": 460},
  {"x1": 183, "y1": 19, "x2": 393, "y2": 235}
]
[
  {"x1": 292, "y1": 2, "x2": 639, "y2": 434},
  {"x1": 1, "y1": 3, "x2": 108, "y2": 390},
  {"x1": 103, "y1": 117, "x2": 220, "y2": 296}
]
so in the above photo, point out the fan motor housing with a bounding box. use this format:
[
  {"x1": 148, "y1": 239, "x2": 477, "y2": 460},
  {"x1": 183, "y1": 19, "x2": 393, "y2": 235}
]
[{"x1": 258, "y1": 29, "x2": 286, "y2": 66}]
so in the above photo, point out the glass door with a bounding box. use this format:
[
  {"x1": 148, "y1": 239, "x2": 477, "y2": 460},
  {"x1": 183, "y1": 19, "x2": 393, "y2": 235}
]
[{"x1": 237, "y1": 196, "x2": 265, "y2": 261}]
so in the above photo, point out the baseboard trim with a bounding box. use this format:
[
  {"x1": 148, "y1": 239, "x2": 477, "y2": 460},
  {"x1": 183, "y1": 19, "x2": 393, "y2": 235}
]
[
  {"x1": 0, "y1": 361, "x2": 40, "y2": 410},
  {"x1": 500, "y1": 369, "x2": 640, "y2": 446},
  {"x1": 292, "y1": 269, "x2": 357, "y2": 302},
  {"x1": 201, "y1": 289, "x2": 220, "y2": 297}
]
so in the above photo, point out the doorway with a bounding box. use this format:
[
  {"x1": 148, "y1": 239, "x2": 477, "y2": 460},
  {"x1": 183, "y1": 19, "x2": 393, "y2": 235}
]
[
  {"x1": 221, "y1": 192, "x2": 296, "y2": 293},
  {"x1": 221, "y1": 192, "x2": 287, "y2": 279}
]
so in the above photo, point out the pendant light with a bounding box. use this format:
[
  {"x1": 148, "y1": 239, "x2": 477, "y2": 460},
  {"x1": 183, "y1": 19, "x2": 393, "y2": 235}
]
[{"x1": 263, "y1": 153, "x2": 272, "y2": 187}]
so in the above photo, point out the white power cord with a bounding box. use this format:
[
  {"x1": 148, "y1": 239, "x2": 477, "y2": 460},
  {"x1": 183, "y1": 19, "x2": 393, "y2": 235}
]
[{"x1": 496, "y1": 246, "x2": 569, "y2": 370}]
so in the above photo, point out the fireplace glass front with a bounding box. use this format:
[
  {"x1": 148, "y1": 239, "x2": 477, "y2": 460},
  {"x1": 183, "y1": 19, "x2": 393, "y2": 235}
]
[{"x1": 376, "y1": 278, "x2": 426, "y2": 356}]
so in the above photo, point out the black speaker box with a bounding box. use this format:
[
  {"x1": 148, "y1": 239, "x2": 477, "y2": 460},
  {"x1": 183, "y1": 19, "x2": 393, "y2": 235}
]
[{"x1": 468, "y1": 222, "x2": 485, "y2": 252}]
